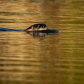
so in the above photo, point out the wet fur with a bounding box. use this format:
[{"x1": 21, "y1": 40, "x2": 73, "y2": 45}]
[{"x1": 24, "y1": 23, "x2": 47, "y2": 31}]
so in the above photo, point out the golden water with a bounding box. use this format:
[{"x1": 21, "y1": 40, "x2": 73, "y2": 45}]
[{"x1": 0, "y1": 0, "x2": 84, "y2": 84}]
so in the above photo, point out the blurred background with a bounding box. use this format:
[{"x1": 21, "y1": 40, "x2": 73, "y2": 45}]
[{"x1": 0, "y1": 0, "x2": 84, "y2": 84}]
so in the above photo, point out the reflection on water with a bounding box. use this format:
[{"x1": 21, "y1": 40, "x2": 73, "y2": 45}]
[
  {"x1": 26, "y1": 29, "x2": 59, "y2": 38},
  {"x1": 0, "y1": 0, "x2": 84, "y2": 84}
]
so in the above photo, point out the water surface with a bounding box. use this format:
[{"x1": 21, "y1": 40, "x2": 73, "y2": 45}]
[{"x1": 0, "y1": 0, "x2": 84, "y2": 84}]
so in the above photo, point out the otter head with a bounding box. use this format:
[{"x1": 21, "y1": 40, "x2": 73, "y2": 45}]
[{"x1": 24, "y1": 23, "x2": 48, "y2": 31}]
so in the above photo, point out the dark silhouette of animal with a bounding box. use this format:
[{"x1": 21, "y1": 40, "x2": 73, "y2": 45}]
[
  {"x1": 0, "y1": 23, "x2": 59, "y2": 34},
  {"x1": 24, "y1": 23, "x2": 47, "y2": 31}
]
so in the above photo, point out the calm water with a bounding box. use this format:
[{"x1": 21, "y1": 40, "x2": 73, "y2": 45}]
[{"x1": 0, "y1": 0, "x2": 84, "y2": 84}]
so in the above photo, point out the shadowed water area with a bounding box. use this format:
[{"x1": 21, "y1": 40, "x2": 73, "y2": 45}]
[{"x1": 0, "y1": 0, "x2": 84, "y2": 84}]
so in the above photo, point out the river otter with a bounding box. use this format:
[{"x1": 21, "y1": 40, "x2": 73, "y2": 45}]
[
  {"x1": 24, "y1": 23, "x2": 48, "y2": 31},
  {"x1": 0, "y1": 23, "x2": 47, "y2": 31},
  {"x1": 0, "y1": 23, "x2": 59, "y2": 34}
]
